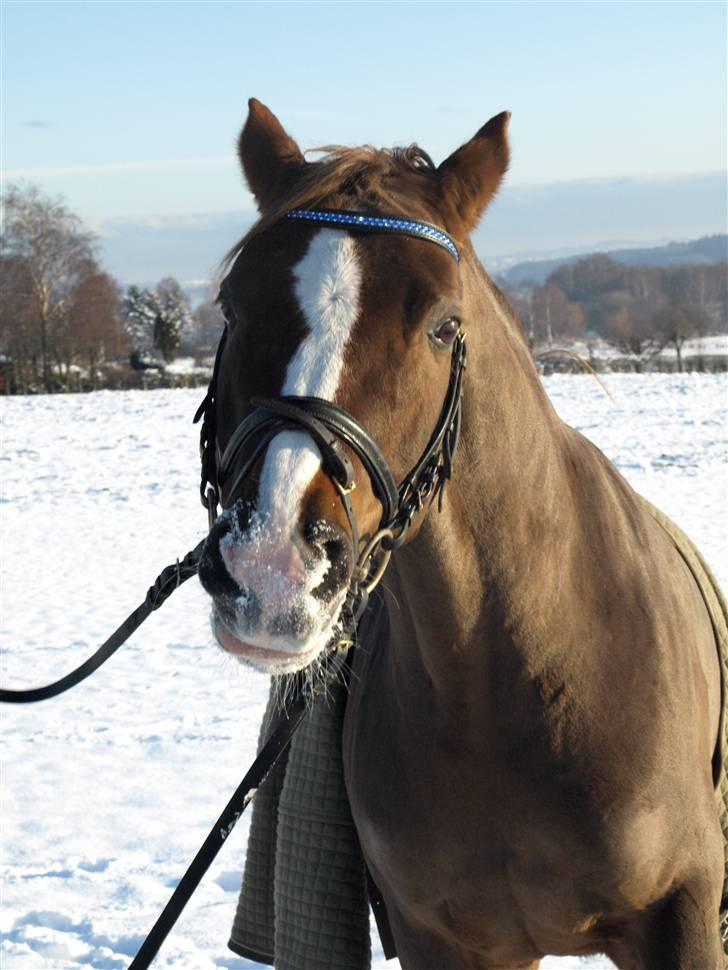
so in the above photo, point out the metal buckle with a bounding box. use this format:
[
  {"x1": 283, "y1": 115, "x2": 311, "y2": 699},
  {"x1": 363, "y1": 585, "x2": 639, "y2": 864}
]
[
  {"x1": 334, "y1": 478, "x2": 357, "y2": 497},
  {"x1": 355, "y1": 527, "x2": 394, "y2": 594},
  {"x1": 204, "y1": 485, "x2": 219, "y2": 530}
]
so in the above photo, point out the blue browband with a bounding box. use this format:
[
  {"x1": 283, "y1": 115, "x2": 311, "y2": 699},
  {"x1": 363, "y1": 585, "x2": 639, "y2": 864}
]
[{"x1": 287, "y1": 208, "x2": 460, "y2": 263}]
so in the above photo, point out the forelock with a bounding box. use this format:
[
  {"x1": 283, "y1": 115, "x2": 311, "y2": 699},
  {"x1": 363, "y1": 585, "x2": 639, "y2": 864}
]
[{"x1": 222, "y1": 144, "x2": 438, "y2": 273}]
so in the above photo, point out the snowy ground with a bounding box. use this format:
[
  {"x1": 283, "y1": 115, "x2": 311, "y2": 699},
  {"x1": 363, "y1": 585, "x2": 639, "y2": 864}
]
[
  {"x1": 1, "y1": 374, "x2": 726, "y2": 970},
  {"x1": 561, "y1": 332, "x2": 728, "y2": 362}
]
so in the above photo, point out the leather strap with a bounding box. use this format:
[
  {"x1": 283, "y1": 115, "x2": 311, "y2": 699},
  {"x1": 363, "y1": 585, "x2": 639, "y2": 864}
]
[
  {"x1": 128, "y1": 651, "x2": 349, "y2": 970},
  {"x1": 253, "y1": 396, "x2": 400, "y2": 522},
  {"x1": 219, "y1": 399, "x2": 355, "y2": 493},
  {"x1": 0, "y1": 542, "x2": 204, "y2": 704},
  {"x1": 214, "y1": 332, "x2": 466, "y2": 557}
]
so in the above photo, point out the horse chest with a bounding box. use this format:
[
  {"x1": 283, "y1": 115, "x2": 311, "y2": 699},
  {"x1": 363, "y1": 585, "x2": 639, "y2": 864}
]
[
  {"x1": 346, "y1": 731, "x2": 621, "y2": 963},
  {"x1": 343, "y1": 668, "x2": 670, "y2": 962}
]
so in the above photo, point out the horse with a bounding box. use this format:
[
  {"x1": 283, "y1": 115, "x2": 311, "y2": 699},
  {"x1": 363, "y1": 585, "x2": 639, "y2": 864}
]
[{"x1": 197, "y1": 98, "x2": 724, "y2": 969}]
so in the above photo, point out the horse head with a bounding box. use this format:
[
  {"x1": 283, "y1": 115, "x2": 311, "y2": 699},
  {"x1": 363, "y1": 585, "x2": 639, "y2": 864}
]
[{"x1": 197, "y1": 98, "x2": 510, "y2": 674}]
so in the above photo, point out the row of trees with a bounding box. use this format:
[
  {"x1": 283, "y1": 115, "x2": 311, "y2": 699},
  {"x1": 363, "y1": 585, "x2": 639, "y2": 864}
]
[
  {"x1": 504, "y1": 254, "x2": 727, "y2": 369},
  {"x1": 2, "y1": 184, "x2": 726, "y2": 391},
  {"x1": 1, "y1": 184, "x2": 223, "y2": 392}
]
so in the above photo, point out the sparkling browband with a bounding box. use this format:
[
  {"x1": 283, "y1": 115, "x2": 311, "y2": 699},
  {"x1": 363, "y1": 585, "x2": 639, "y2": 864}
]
[{"x1": 287, "y1": 208, "x2": 460, "y2": 262}]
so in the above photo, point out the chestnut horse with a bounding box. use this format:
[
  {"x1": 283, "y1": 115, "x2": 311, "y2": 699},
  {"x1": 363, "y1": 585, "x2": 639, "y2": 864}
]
[{"x1": 198, "y1": 99, "x2": 724, "y2": 968}]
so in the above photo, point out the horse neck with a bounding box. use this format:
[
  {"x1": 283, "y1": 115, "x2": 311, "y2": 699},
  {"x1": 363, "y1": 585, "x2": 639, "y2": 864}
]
[{"x1": 386, "y1": 251, "x2": 572, "y2": 695}]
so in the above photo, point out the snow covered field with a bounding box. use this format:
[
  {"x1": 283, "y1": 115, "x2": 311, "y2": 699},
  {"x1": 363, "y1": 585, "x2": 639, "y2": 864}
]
[{"x1": 1, "y1": 374, "x2": 726, "y2": 970}]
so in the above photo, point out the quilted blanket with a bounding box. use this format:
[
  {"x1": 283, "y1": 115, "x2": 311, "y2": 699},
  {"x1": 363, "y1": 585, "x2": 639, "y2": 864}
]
[{"x1": 227, "y1": 598, "x2": 388, "y2": 970}]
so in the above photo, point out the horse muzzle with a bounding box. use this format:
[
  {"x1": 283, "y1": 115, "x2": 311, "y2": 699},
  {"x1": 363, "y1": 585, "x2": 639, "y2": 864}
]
[{"x1": 198, "y1": 501, "x2": 352, "y2": 673}]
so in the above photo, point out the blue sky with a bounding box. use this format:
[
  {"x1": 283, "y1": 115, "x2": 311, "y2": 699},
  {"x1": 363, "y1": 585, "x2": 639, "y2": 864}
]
[{"x1": 2, "y1": 0, "x2": 726, "y2": 227}]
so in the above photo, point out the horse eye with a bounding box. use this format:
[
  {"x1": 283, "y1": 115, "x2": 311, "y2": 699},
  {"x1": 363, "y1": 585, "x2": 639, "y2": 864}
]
[{"x1": 430, "y1": 317, "x2": 461, "y2": 347}]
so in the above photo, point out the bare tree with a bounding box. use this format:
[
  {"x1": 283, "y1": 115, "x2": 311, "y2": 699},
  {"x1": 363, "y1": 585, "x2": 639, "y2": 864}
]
[
  {"x1": 1, "y1": 184, "x2": 98, "y2": 390},
  {"x1": 67, "y1": 272, "x2": 125, "y2": 387},
  {"x1": 0, "y1": 253, "x2": 37, "y2": 391},
  {"x1": 530, "y1": 283, "x2": 585, "y2": 346},
  {"x1": 652, "y1": 303, "x2": 707, "y2": 373},
  {"x1": 603, "y1": 302, "x2": 662, "y2": 369}
]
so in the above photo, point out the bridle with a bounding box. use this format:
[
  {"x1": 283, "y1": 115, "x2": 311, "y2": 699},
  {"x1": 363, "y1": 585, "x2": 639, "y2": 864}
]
[{"x1": 194, "y1": 207, "x2": 468, "y2": 630}]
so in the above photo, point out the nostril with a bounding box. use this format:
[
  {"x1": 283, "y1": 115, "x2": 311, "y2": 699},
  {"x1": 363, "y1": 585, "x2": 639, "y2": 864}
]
[
  {"x1": 304, "y1": 520, "x2": 352, "y2": 600},
  {"x1": 198, "y1": 502, "x2": 265, "y2": 603},
  {"x1": 322, "y1": 535, "x2": 348, "y2": 566},
  {"x1": 304, "y1": 519, "x2": 347, "y2": 554},
  {"x1": 232, "y1": 499, "x2": 256, "y2": 535},
  {"x1": 216, "y1": 590, "x2": 262, "y2": 629},
  {"x1": 198, "y1": 540, "x2": 244, "y2": 600}
]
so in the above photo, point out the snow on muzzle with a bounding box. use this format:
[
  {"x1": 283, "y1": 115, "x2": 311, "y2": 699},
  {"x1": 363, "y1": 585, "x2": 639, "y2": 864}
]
[{"x1": 198, "y1": 500, "x2": 352, "y2": 674}]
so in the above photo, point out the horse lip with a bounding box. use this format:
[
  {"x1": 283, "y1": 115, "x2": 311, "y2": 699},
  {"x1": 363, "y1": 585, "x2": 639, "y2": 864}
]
[{"x1": 213, "y1": 613, "x2": 320, "y2": 667}]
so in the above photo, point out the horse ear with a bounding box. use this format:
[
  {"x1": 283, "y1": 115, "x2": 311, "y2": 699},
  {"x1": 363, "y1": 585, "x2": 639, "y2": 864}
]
[
  {"x1": 437, "y1": 112, "x2": 511, "y2": 233},
  {"x1": 238, "y1": 98, "x2": 305, "y2": 211}
]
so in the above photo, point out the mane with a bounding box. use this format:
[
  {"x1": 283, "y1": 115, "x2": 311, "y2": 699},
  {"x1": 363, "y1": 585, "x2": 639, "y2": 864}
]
[{"x1": 223, "y1": 144, "x2": 437, "y2": 272}]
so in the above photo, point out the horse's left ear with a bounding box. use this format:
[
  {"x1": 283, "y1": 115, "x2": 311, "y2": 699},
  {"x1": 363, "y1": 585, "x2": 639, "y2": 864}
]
[
  {"x1": 437, "y1": 112, "x2": 511, "y2": 233},
  {"x1": 238, "y1": 98, "x2": 306, "y2": 211}
]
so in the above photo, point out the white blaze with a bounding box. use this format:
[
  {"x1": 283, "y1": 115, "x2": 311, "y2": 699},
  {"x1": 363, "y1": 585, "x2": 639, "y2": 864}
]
[{"x1": 257, "y1": 229, "x2": 361, "y2": 531}]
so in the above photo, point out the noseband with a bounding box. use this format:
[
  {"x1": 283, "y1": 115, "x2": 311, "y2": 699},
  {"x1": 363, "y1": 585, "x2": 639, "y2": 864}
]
[{"x1": 194, "y1": 208, "x2": 467, "y2": 627}]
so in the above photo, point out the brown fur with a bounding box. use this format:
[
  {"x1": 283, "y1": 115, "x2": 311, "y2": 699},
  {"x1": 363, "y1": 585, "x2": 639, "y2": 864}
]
[{"x1": 212, "y1": 101, "x2": 724, "y2": 968}]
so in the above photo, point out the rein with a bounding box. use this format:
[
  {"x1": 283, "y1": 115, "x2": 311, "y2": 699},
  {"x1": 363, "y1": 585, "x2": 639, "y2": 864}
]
[
  {"x1": 1, "y1": 206, "x2": 466, "y2": 968},
  {"x1": 0, "y1": 545, "x2": 204, "y2": 704}
]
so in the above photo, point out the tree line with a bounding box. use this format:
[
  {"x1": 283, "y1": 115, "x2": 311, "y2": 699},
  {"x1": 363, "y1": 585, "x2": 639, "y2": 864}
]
[
  {"x1": 0, "y1": 184, "x2": 224, "y2": 393},
  {"x1": 2, "y1": 184, "x2": 726, "y2": 392},
  {"x1": 502, "y1": 252, "x2": 727, "y2": 370}
]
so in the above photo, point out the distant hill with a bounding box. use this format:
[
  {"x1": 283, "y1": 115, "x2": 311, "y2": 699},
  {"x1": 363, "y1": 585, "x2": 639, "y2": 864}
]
[
  {"x1": 97, "y1": 171, "x2": 725, "y2": 288},
  {"x1": 495, "y1": 234, "x2": 728, "y2": 289}
]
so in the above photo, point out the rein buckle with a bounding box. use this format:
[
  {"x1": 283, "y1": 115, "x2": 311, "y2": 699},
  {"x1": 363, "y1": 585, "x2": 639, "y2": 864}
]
[
  {"x1": 204, "y1": 485, "x2": 219, "y2": 530},
  {"x1": 334, "y1": 479, "x2": 357, "y2": 497}
]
